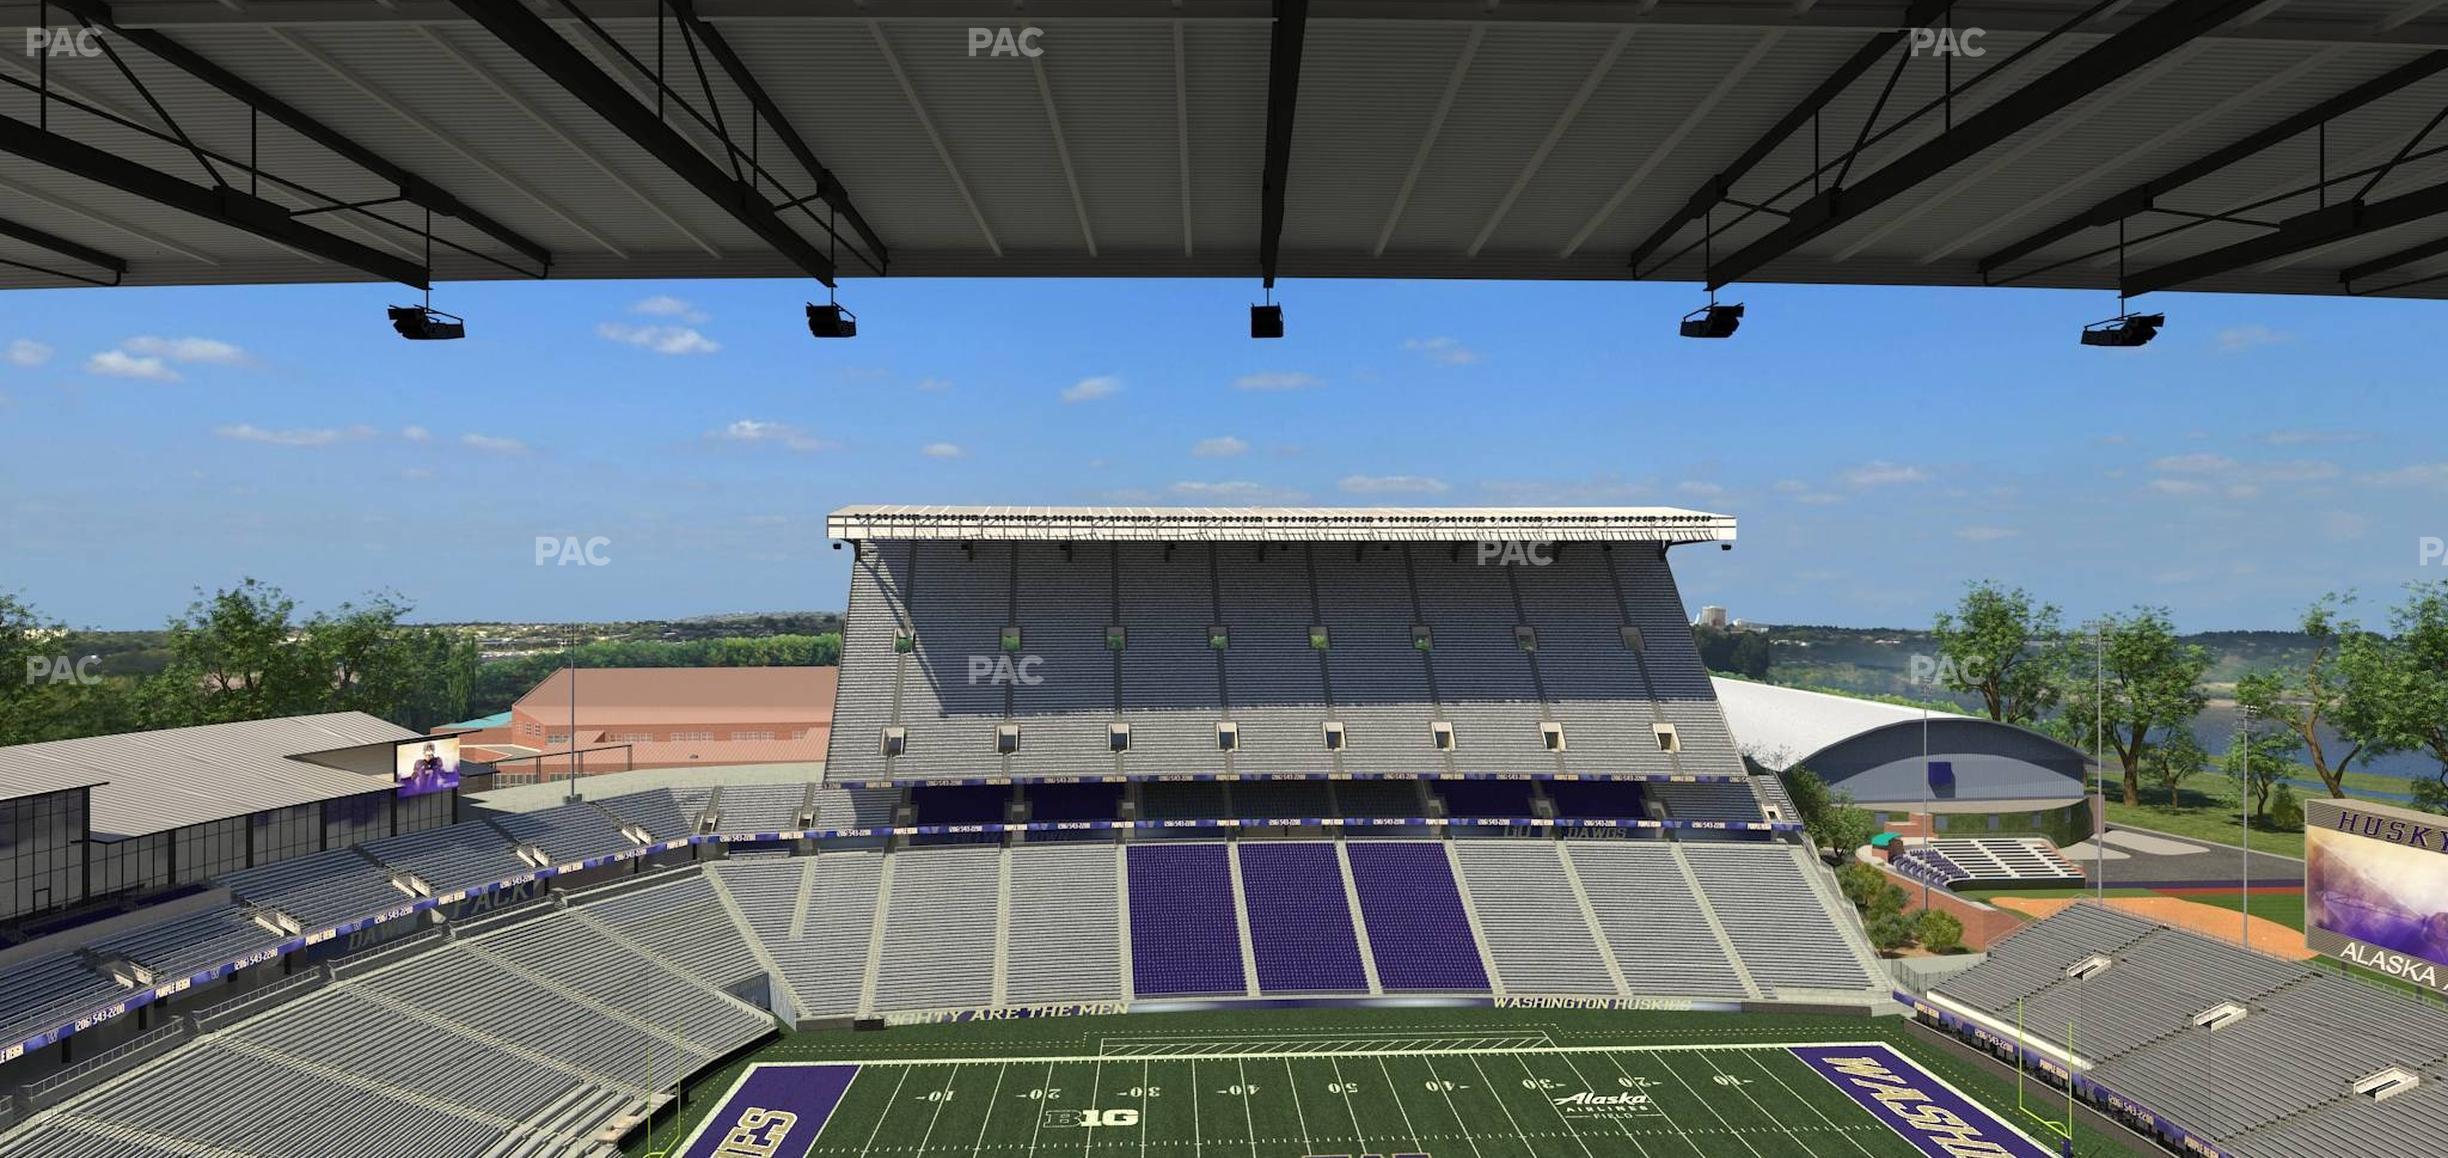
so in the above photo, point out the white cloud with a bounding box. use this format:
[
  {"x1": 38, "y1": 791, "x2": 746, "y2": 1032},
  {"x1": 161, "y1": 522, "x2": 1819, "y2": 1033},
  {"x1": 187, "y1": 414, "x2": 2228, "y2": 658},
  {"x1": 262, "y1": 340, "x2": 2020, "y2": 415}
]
[
  {"x1": 1675, "y1": 481, "x2": 1726, "y2": 498},
  {"x1": 2152, "y1": 453, "x2": 2236, "y2": 474},
  {"x1": 214, "y1": 423, "x2": 375, "y2": 447},
  {"x1": 2359, "y1": 463, "x2": 2448, "y2": 488},
  {"x1": 1340, "y1": 474, "x2": 1450, "y2": 495},
  {"x1": 2148, "y1": 478, "x2": 2210, "y2": 495},
  {"x1": 630, "y1": 295, "x2": 709, "y2": 324},
  {"x1": 1793, "y1": 491, "x2": 1843, "y2": 506},
  {"x1": 2261, "y1": 429, "x2": 2367, "y2": 446},
  {"x1": 597, "y1": 322, "x2": 719, "y2": 355},
  {"x1": 1772, "y1": 480, "x2": 1811, "y2": 494},
  {"x1": 5, "y1": 338, "x2": 51, "y2": 367},
  {"x1": 1955, "y1": 525, "x2": 2020, "y2": 542},
  {"x1": 1061, "y1": 376, "x2": 1122, "y2": 403},
  {"x1": 1170, "y1": 480, "x2": 1305, "y2": 502},
  {"x1": 86, "y1": 349, "x2": 180, "y2": 382},
  {"x1": 1193, "y1": 436, "x2": 1249, "y2": 458},
  {"x1": 916, "y1": 377, "x2": 952, "y2": 393},
  {"x1": 921, "y1": 442, "x2": 965, "y2": 459},
  {"x1": 2215, "y1": 324, "x2": 2287, "y2": 352},
  {"x1": 2322, "y1": 511, "x2": 2371, "y2": 542},
  {"x1": 401, "y1": 426, "x2": 431, "y2": 442},
  {"x1": 1402, "y1": 336, "x2": 1479, "y2": 365},
  {"x1": 461, "y1": 433, "x2": 529, "y2": 454},
  {"x1": 1233, "y1": 371, "x2": 1322, "y2": 391},
  {"x1": 1840, "y1": 461, "x2": 1929, "y2": 487},
  {"x1": 122, "y1": 336, "x2": 247, "y2": 365},
  {"x1": 1480, "y1": 476, "x2": 1650, "y2": 503},
  {"x1": 712, "y1": 419, "x2": 835, "y2": 453}
]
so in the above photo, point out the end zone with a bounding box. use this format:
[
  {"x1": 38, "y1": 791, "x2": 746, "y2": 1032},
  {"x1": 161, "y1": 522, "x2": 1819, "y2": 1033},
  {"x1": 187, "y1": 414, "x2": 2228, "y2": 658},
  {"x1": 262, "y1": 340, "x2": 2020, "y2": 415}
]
[
  {"x1": 1789, "y1": 1043, "x2": 2060, "y2": 1158},
  {"x1": 669, "y1": 1063, "x2": 860, "y2": 1158}
]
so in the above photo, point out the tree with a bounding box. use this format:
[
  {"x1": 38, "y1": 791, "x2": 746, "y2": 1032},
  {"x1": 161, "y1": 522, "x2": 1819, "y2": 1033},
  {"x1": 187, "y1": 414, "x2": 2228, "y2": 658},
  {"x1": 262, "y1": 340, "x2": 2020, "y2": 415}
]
[
  {"x1": 2235, "y1": 594, "x2": 2366, "y2": 798},
  {"x1": 1837, "y1": 860, "x2": 1889, "y2": 912},
  {"x1": 2146, "y1": 730, "x2": 2210, "y2": 808},
  {"x1": 1781, "y1": 766, "x2": 1877, "y2": 855},
  {"x1": 2269, "y1": 782, "x2": 2305, "y2": 830},
  {"x1": 2221, "y1": 701, "x2": 2302, "y2": 820},
  {"x1": 158, "y1": 578, "x2": 320, "y2": 724},
  {"x1": 1931, "y1": 581, "x2": 2064, "y2": 725},
  {"x1": 1867, "y1": 912, "x2": 1918, "y2": 955},
  {"x1": 2338, "y1": 582, "x2": 2448, "y2": 804},
  {"x1": 0, "y1": 591, "x2": 56, "y2": 745},
  {"x1": 2056, "y1": 607, "x2": 2211, "y2": 806},
  {"x1": 1914, "y1": 909, "x2": 1965, "y2": 954},
  {"x1": 1693, "y1": 625, "x2": 1772, "y2": 679}
]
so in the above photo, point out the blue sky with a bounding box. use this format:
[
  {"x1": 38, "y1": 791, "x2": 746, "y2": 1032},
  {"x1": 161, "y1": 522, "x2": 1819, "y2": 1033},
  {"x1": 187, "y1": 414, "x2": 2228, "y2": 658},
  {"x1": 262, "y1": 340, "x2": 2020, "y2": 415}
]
[{"x1": 1, "y1": 274, "x2": 2441, "y2": 631}]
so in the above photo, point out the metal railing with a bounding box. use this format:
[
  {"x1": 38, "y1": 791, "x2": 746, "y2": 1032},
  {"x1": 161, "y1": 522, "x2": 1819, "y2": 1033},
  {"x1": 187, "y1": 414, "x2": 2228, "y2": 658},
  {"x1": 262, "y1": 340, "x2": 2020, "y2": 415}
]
[{"x1": 18, "y1": 1019, "x2": 191, "y2": 1110}]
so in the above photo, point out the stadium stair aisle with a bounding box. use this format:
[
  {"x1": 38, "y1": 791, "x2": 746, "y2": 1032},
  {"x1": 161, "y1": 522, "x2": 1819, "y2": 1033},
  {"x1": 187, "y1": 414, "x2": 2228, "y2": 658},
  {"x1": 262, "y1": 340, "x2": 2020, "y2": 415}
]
[{"x1": 701, "y1": 866, "x2": 805, "y2": 1021}]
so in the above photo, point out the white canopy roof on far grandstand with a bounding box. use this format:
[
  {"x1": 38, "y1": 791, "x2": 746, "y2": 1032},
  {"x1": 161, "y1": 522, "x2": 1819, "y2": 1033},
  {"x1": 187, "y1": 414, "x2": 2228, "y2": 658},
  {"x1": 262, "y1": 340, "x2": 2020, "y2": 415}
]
[{"x1": 825, "y1": 504, "x2": 1737, "y2": 544}]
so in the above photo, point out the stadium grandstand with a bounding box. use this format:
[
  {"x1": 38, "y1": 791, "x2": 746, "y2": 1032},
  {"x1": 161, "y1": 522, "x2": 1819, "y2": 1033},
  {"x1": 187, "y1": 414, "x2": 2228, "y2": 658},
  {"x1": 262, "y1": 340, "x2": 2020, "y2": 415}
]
[
  {"x1": 1908, "y1": 899, "x2": 2448, "y2": 1158},
  {"x1": 0, "y1": 504, "x2": 1907, "y2": 1154}
]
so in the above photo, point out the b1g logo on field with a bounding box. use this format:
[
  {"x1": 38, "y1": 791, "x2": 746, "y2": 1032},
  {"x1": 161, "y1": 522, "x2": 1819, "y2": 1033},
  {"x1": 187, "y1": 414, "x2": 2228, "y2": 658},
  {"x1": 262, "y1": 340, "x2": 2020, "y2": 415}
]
[{"x1": 1038, "y1": 1108, "x2": 1139, "y2": 1128}]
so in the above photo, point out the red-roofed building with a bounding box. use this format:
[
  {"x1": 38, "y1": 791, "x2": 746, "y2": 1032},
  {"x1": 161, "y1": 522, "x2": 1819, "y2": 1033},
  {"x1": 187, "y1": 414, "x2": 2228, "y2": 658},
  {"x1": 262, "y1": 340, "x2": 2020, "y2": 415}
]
[{"x1": 453, "y1": 667, "x2": 836, "y2": 779}]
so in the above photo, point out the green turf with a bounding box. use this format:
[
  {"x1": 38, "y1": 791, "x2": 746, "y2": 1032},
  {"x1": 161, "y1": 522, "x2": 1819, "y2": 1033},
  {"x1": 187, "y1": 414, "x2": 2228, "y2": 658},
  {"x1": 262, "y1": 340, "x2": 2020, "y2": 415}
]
[{"x1": 626, "y1": 1007, "x2": 2154, "y2": 1157}]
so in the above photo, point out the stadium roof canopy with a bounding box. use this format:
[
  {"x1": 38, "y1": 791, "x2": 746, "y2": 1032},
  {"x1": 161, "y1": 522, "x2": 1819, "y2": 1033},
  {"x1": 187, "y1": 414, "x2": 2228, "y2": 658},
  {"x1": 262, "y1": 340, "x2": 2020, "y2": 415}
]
[
  {"x1": 8, "y1": 1, "x2": 2448, "y2": 300},
  {"x1": 0, "y1": 712, "x2": 414, "y2": 837},
  {"x1": 825, "y1": 504, "x2": 1737, "y2": 543}
]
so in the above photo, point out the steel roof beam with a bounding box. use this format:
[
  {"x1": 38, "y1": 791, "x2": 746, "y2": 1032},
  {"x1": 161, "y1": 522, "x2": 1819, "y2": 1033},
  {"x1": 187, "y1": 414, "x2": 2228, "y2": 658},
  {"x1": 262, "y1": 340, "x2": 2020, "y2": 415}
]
[
  {"x1": 1626, "y1": 0, "x2": 1951, "y2": 276},
  {"x1": 1980, "y1": 51, "x2": 2448, "y2": 276},
  {"x1": 1708, "y1": 0, "x2": 2264, "y2": 290},
  {"x1": 670, "y1": 0, "x2": 887, "y2": 270},
  {"x1": 0, "y1": 214, "x2": 128, "y2": 274},
  {"x1": 48, "y1": 0, "x2": 551, "y2": 271},
  {"x1": 2123, "y1": 174, "x2": 2448, "y2": 294},
  {"x1": 1259, "y1": 0, "x2": 1309, "y2": 288},
  {"x1": 446, "y1": 0, "x2": 837, "y2": 284},
  {"x1": 2342, "y1": 228, "x2": 2448, "y2": 282},
  {"x1": 0, "y1": 112, "x2": 429, "y2": 285}
]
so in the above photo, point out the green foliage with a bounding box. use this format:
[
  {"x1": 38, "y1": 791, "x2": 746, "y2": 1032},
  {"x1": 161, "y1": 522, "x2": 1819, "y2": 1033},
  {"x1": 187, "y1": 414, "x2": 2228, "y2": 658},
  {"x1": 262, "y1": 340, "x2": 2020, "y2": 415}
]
[
  {"x1": 2337, "y1": 581, "x2": 2448, "y2": 798},
  {"x1": 1693, "y1": 625, "x2": 1772, "y2": 679},
  {"x1": 2220, "y1": 703, "x2": 2301, "y2": 818},
  {"x1": 1931, "y1": 581, "x2": 2064, "y2": 724},
  {"x1": 1913, "y1": 908, "x2": 1964, "y2": 954},
  {"x1": 1836, "y1": 860, "x2": 1888, "y2": 911},
  {"x1": 2236, "y1": 594, "x2": 2365, "y2": 798},
  {"x1": 1866, "y1": 912, "x2": 1918, "y2": 954},
  {"x1": 2268, "y1": 782, "x2": 2305, "y2": 830},
  {"x1": 1781, "y1": 767, "x2": 1877, "y2": 854},
  {"x1": 2055, "y1": 606, "x2": 2212, "y2": 806},
  {"x1": 1865, "y1": 883, "x2": 1909, "y2": 922}
]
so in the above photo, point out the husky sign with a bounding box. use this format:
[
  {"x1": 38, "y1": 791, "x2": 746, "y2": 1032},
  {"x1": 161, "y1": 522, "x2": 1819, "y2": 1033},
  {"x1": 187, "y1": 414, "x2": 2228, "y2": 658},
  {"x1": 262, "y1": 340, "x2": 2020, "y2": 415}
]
[{"x1": 2306, "y1": 797, "x2": 2448, "y2": 995}]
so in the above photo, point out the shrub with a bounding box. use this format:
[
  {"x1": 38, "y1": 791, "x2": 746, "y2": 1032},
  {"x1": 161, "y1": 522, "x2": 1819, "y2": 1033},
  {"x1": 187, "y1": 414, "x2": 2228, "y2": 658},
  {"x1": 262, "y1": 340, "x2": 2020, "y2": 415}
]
[
  {"x1": 2268, "y1": 782, "x2": 2305, "y2": 830},
  {"x1": 1867, "y1": 912, "x2": 1918, "y2": 955},
  {"x1": 1915, "y1": 908, "x2": 1965, "y2": 954}
]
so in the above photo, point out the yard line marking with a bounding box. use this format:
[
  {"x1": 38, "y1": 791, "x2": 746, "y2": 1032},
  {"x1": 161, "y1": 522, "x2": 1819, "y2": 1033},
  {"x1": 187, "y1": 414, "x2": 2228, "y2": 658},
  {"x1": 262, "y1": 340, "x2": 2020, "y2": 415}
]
[
  {"x1": 1464, "y1": 1054, "x2": 1541, "y2": 1158},
  {"x1": 913, "y1": 1064, "x2": 959, "y2": 1157},
  {"x1": 1283, "y1": 1055, "x2": 1314, "y2": 1153},
  {"x1": 1328, "y1": 1057, "x2": 1370, "y2": 1154},
  {"x1": 1414, "y1": 1055, "x2": 1488, "y2": 1158},
  {"x1": 1698, "y1": 1050, "x2": 1819, "y2": 1157},
  {"x1": 1627, "y1": 1049, "x2": 1766, "y2": 1158},
  {"x1": 1740, "y1": 1051, "x2": 1878, "y2": 1158},
  {"x1": 727, "y1": 1039, "x2": 1894, "y2": 1068},
  {"x1": 1373, "y1": 1055, "x2": 1425, "y2": 1155},
  {"x1": 1189, "y1": 1058, "x2": 1202, "y2": 1158},
  {"x1": 1593, "y1": 1049, "x2": 1710, "y2": 1158},
  {"x1": 1235, "y1": 1058, "x2": 1258, "y2": 1158},
  {"x1": 856, "y1": 1066, "x2": 911, "y2": 1158},
  {"x1": 1554, "y1": 1052, "x2": 1656, "y2": 1158},
  {"x1": 1022, "y1": 1062, "x2": 1056, "y2": 1158},
  {"x1": 1138, "y1": 1059, "x2": 1152, "y2": 1158},
  {"x1": 1081, "y1": 1057, "x2": 1104, "y2": 1158},
  {"x1": 1508, "y1": 1053, "x2": 1597, "y2": 1158},
  {"x1": 966, "y1": 1061, "x2": 1008, "y2": 1158}
]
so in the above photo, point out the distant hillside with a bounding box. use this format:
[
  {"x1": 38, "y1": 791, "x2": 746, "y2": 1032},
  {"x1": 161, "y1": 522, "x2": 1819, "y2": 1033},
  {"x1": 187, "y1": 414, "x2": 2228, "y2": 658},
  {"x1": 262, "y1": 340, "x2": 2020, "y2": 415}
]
[{"x1": 1703, "y1": 624, "x2": 2322, "y2": 705}]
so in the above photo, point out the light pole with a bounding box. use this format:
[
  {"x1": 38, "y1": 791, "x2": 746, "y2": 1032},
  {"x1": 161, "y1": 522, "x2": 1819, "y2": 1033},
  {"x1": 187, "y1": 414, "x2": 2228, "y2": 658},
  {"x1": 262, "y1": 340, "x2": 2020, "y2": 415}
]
[{"x1": 2240, "y1": 702, "x2": 2253, "y2": 950}]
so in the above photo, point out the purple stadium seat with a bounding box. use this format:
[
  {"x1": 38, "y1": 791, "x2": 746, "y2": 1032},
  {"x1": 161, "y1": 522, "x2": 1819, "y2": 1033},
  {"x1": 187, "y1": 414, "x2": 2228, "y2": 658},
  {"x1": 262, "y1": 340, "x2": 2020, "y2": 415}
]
[
  {"x1": 1238, "y1": 843, "x2": 1368, "y2": 993},
  {"x1": 1126, "y1": 844, "x2": 1248, "y2": 996},
  {"x1": 1345, "y1": 842, "x2": 1491, "y2": 992}
]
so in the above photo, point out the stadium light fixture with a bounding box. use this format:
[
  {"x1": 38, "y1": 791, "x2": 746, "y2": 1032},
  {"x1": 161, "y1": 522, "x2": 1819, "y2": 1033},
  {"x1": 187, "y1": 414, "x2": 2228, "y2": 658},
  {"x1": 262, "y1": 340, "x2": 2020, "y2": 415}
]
[
  {"x1": 387, "y1": 304, "x2": 465, "y2": 340},
  {"x1": 2079, "y1": 312, "x2": 2164, "y2": 347},
  {"x1": 1250, "y1": 302, "x2": 1284, "y2": 339},
  {"x1": 807, "y1": 301, "x2": 858, "y2": 339},
  {"x1": 1678, "y1": 302, "x2": 1743, "y2": 339}
]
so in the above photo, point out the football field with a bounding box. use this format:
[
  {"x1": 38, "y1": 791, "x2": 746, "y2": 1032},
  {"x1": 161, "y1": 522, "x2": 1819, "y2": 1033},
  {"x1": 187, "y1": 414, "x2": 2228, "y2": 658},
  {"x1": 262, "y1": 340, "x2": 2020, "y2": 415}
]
[{"x1": 665, "y1": 1032, "x2": 2060, "y2": 1158}]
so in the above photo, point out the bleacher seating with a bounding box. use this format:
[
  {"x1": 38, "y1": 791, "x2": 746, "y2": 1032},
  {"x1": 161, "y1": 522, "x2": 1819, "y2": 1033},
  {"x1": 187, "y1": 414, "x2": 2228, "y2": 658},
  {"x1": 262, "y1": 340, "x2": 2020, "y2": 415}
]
[
  {"x1": 218, "y1": 845, "x2": 411, "y2": 928},
  {"x1": 1238, "y1": 843, "x2": 1368, "y2": 993},
  {"x1": 1895, "y1": 838, "x2": 2084, "y2": 887},
  {"x1": 1345, "y1": 841, "x2": 1489, "y2": 992},
  {"x1": 811, "y1": 786, "x2": 900, "y2": 830},
  {"x1": 776, "y1": 850, "x2": 884, "y2": 1017},
  {"x1": 711, "y1": 783, "x2": 810, "y2": 835},
  {"x1": 1454, "y1": 842, "x2": 1618, "y2": 996},
  {"x1": 1004, "y1": 844, "x2": 1123, "y2": 1004},
  {"x1": 1647, "y1": 780, "x2": 1765, "y2": 824},
  {"x1": 0, "y1": 952, "x2": 128, "y2": 1049},
  {"x1": 596, "y1": 787, "x2": 702, "y2": 840},
  {"x1": 92, "y1": 904, "x2": 277, "y2": 980},
  {"x1": 361, "y1": 823, "x2": 533, "y2": 893},
  {"x1": 574, "y1": 875, "x2": 763, "y2": 991},
  {"x1": 873, "y1": 846, "x2": 1000, "y2": 1011},
  {"x1": 1564, "y1": 842, "x2": 1749, "y2": 998},
  {"x1": 1681, "y1": 844, "x2": 1876, "y2": 993},
  {"x1": 489, "y1": 802, "x2": 640, "y2": 865},
  {"x1": 1126, "y1": 843, "x2": 1247, "y2": 996}
]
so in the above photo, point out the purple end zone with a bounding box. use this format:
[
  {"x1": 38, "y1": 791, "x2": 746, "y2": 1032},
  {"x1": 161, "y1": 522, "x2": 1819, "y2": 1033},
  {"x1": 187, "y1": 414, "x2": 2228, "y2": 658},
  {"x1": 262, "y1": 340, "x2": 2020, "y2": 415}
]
[
  {"x1": 1788, "y1": 1044, "x2": 2057, "y2": 1158},
  {"x1": 677, "y1": 1063, "x2": 860, "y2": 1158}
]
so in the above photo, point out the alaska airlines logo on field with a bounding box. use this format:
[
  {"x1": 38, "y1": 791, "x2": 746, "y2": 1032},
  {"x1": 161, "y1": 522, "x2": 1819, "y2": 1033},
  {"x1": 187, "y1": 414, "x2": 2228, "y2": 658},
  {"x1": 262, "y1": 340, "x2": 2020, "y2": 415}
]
[
  {"x1": 1789, "y1": 1044, "x2": 2053, "y2": 1158},
  {"x1": 1549, "y1": 1090, "x2": 1660, "y2": 1118}
]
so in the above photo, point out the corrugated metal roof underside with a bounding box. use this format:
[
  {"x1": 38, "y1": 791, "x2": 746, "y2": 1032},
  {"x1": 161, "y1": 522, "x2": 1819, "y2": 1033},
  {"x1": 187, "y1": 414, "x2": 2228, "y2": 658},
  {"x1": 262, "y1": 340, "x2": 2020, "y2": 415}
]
[{"x1": 0, "y1": 713, "x2": 418, "y2": 837}]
